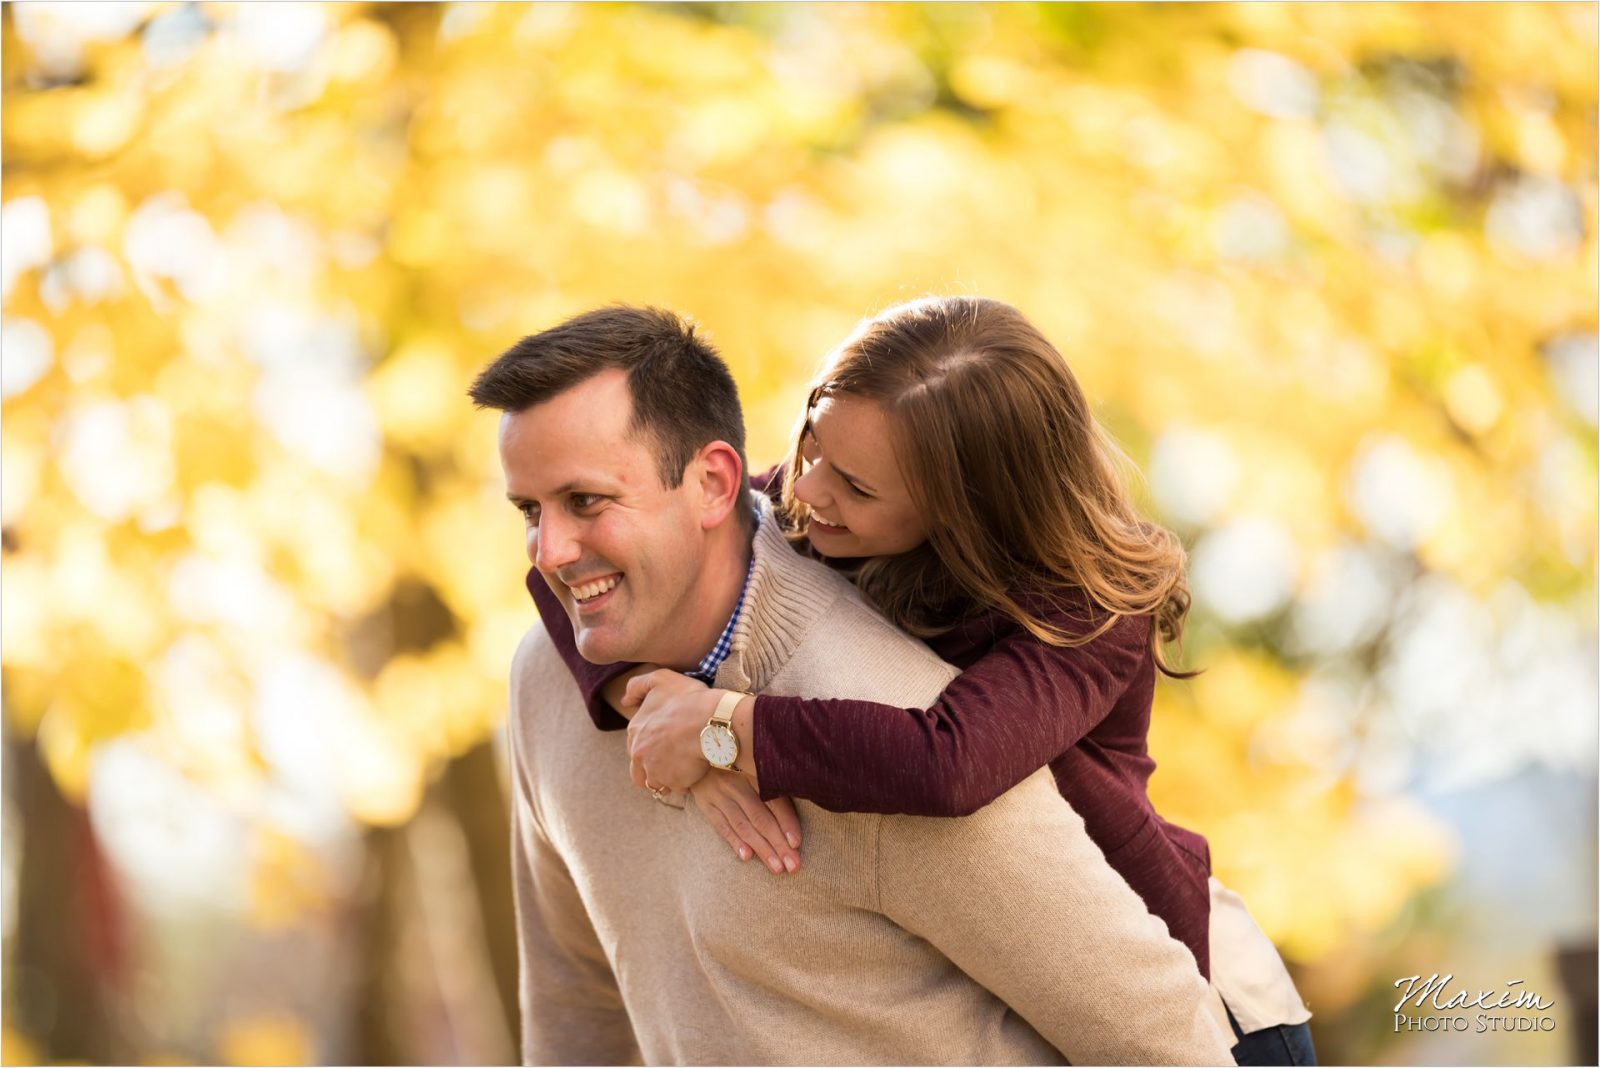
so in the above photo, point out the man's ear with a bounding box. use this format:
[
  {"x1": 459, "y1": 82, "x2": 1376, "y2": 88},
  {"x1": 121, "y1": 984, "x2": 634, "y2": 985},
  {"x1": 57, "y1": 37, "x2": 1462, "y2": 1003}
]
[{"x1": 690, "y1": 441, "x2": 744, "y2": 530}]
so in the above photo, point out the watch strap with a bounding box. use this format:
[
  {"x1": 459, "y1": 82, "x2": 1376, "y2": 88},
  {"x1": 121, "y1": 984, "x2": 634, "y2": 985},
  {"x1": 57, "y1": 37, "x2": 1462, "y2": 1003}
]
[
  {"x1": 711, "y1": 688, "x2": 747, "y2": 728},
  {"x1": 707, "y1": 690, "x2": 750, "y2": 772}
]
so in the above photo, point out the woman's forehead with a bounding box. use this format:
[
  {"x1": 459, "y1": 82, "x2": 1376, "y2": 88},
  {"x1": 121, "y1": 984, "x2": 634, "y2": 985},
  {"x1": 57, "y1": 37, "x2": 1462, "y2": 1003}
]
[{"x1": 810, "y1": 395, "x2": 906, "y2": 488}]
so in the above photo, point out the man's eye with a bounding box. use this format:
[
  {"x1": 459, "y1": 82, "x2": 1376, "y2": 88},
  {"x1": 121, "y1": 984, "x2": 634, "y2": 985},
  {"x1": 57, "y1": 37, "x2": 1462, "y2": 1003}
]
[
  {"x1": 570, "y1": 494, "x2": 603, "y2": 510},
  {"x1": 518, "y1": 502, "x2": 538, "y2": 521}
]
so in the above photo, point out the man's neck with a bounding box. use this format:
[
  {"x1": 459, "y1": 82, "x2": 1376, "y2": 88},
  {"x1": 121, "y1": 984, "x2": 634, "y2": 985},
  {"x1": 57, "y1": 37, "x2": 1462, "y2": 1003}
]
[{"x1": 660, "y1": 523, "x2": 753, "y2": 673}]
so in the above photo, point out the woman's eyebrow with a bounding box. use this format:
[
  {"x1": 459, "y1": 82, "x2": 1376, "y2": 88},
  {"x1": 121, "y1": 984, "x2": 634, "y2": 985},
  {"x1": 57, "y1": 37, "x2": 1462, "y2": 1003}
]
[
  {"x1": 829, "y1": 460, "x2": 876, "y2": 495},
  {"x1": 810, "y1": 420, "x2": 879, "y2": 494}
]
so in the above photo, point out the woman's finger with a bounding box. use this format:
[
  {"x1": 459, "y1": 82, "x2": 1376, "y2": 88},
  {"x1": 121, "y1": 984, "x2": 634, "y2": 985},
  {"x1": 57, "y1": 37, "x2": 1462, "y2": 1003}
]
[
  {"x1": 624, "y1": 668, "x2": 675, "y2": 709},
  {"x1": 630, "y1": 732, "x2": 670, "y2": 794},
  {"x1": 768, "y1": 796, "x2": 803, "y2": 853},
  {"x1": 720, "y1": 801, "x2": 786, "y2": 875},
  {"x1": 623, "y1": 670, "x2": 664, "y2": 709},
  {"x1": 698, "y1": 798, "x2": 752, "y2": 861},
  {"x1": 730, "y1": 789, "x2": 798, "y2": 875}
]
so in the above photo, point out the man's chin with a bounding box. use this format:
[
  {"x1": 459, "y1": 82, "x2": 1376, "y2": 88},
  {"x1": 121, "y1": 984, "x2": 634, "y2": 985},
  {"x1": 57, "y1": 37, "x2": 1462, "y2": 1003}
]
[{"x1": 573, "y1": 628, "x2": 633, "y2": 666}]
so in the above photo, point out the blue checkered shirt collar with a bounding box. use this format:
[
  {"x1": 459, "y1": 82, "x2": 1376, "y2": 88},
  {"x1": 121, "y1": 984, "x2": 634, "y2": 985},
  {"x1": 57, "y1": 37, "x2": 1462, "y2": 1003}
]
[{"x1": 687, "y1": 512, "x2": 759, "y2": 685}]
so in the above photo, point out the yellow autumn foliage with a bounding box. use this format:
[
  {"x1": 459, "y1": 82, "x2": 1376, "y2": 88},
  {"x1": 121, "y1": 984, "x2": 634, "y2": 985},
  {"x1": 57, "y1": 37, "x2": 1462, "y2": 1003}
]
[{"x1": 1, "y1": 3, "x2": 1593, "y2": 983}]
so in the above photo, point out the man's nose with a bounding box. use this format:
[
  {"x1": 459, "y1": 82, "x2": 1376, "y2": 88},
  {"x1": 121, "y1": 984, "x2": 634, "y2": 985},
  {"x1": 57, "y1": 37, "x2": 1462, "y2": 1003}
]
[{"x1": 531, "y1": 513, "x2": 583, "y2": 574}]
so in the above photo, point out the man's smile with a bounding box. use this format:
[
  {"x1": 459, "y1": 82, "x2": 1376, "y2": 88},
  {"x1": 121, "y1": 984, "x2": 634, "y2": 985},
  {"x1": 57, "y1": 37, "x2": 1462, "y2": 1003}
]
[{"x1": 567, "y1": 572, "x2": 623, "y2": 608}]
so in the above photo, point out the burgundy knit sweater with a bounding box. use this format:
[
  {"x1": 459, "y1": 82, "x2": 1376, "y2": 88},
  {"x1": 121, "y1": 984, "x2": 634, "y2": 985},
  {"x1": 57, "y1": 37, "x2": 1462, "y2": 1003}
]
[{"x1": 524, "y1": 469, "x2": 1214, "y2": 978}]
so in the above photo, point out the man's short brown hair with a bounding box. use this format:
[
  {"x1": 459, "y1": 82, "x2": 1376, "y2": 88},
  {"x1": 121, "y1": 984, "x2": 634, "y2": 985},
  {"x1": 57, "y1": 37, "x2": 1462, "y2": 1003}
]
[{"x1": 469, "y1": 305, "x2": 751, "y2": 516}]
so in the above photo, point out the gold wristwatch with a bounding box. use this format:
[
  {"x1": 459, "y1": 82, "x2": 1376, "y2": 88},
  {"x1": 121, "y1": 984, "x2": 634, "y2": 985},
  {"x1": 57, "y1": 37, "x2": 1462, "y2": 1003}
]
[{"x1": 699, "y1": 690, "x2": 748, "y2": 772}]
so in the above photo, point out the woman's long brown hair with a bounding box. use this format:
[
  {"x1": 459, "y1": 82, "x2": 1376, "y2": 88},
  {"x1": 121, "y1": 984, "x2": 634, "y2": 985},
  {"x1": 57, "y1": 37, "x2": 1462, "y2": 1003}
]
[{"x1": 778, "y1": 296, "x2": 1197, "y2": 678}]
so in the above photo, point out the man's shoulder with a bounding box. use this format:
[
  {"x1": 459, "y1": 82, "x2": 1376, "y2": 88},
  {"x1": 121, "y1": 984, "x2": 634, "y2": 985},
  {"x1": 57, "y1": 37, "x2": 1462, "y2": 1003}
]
[
  {"x1": 797, "y1": 584, "x2": 945, "y2": 662},
  {"x1": 510, "y1": 625, "x2": 583, "y2": 723},
  {"x1": 876, "y1": 767, "x2": 1095, "y2": 872},
  {"x1": 734, "y1": 505, "x2": 960, "y2": 700},
  {"x1": 512, "y1": 623, "x2": 563, "y2": 679},
  {"x1": 764, "y1": 559, "x2": 961, "y2": 701},
  {"x1": 892, "y1": 767, "x2": 1075, "y2": 831}
]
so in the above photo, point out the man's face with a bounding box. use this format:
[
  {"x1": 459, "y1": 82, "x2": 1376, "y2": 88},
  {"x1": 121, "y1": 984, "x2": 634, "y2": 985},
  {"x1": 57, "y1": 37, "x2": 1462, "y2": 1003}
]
[{"x1": 500, "y1": 369, "x2": 708, "y2": 664}]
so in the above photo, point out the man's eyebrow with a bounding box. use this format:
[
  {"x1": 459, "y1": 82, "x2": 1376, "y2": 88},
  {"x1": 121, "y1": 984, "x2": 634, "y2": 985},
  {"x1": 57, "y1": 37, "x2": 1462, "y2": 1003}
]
[{"x1": 506, "y1": 482, "x2": 608, "y2": 502}]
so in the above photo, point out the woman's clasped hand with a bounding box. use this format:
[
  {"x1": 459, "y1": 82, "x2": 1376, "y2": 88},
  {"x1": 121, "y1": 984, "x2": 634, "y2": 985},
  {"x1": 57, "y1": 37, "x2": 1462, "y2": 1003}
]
[{"x1": 624, "y1": 669, "x2": 802, "y2": 874}]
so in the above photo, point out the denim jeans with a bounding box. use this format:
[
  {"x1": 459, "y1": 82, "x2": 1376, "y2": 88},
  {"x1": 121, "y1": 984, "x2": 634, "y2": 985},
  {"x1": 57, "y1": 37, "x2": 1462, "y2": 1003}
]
[{"x1": 1228, "y1": 1006, "x2": 1318, "y2": 1066}]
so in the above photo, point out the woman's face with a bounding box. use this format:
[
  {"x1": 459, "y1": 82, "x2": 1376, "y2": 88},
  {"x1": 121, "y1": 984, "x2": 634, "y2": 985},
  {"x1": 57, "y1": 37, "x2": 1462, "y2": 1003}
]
[{"x1": 791, "y1": 394, "x2": 928, "y2": 558}]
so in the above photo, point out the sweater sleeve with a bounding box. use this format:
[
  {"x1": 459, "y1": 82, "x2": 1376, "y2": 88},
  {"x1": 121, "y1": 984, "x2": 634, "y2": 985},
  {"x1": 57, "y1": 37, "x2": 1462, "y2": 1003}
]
[
  {"x1": 524, "y1": 568, "x2": 636, "y2": 732},
  {"x1": 752, "y1": 610, "x2": 1149, "y2": 816}
]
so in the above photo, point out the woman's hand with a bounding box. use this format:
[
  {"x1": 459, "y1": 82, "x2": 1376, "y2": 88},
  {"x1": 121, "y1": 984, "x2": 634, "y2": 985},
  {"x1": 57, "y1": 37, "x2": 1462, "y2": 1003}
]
[
  {"x1": 601, "y1": 665, "x2": 659, "y2": 721},
  {"x1": 688, "y1": 771, "x2": 802, "y2": 875},
  {"x1": 624, "y1": 670, "x2": 723, "y2": 793}
]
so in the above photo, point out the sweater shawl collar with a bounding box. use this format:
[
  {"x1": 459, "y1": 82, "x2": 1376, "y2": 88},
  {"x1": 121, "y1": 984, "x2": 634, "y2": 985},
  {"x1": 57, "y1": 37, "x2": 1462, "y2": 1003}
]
[{"x1": 714, "y1": 495, "x2": 844, "y2": 694}]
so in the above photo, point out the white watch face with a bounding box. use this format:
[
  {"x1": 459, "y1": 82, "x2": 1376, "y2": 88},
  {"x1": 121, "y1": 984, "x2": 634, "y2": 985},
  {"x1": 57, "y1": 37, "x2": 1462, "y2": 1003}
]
[{"x1": 699, "y1": 724, "x2": 738, "y2": 768}]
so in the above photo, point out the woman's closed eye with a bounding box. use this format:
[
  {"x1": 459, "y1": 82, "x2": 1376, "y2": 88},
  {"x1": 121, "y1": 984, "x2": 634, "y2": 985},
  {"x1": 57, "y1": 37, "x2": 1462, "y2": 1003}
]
[{"x1": 802, "y1": 427, "x2": 872, "y2": 498}]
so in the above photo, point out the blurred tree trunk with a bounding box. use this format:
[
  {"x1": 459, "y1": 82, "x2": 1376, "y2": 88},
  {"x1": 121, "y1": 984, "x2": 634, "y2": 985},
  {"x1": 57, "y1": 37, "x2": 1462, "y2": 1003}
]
[
  {"x1": 353, "y1": 823, "x2": 410, "y2": 1066},
  {"x1": 439, "y1": 738, "x2": 519, "y2": 1060},
  {"x1": 3, "y1": 730, "x2": 126, "y2": 1064},
  {"x1": 1556, "y1": 940, "x2": 1597, "y2": 1066},
  {"x1": 351, "y1": 740, "x2": 517, "y2": 1066}
]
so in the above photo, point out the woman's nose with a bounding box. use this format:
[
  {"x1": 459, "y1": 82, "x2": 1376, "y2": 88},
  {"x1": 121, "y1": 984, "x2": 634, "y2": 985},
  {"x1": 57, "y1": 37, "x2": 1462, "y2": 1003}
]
[{"x1": 792, "y1": 463, "x2": 829, "y2": 508}]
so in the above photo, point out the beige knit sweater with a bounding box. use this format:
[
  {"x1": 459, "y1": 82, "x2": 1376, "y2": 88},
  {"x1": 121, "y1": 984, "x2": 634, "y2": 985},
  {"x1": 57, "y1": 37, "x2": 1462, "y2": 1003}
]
[{"x1": 507, "y1": 508, "x2": 1235, "y2": 1066}]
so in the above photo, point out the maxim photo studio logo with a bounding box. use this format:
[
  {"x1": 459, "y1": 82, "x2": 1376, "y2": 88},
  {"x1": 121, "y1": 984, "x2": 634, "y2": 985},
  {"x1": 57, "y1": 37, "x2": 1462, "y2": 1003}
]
[{"x1": 1393, "y1": 973, "x2": 1557, "y2": 1034}]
